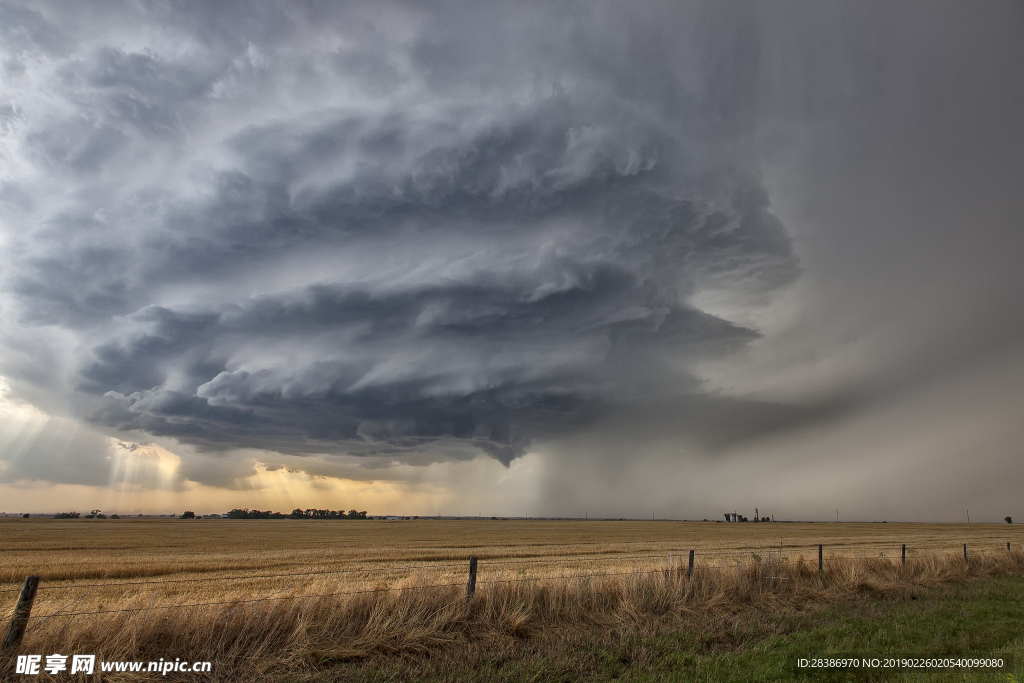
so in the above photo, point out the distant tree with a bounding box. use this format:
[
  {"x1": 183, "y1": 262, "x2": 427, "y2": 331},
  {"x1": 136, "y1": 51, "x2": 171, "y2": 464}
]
[
  {"x1": 218, "y1": 506, "x2": 369, "y2": 519},
  {"x1": 54, "y1": 512, "x2": 80, "y2": 519},
  {"x1": 224, "y1": 508, "x2": 288, "y2": 519},
  {"x1": 110, "y1": 514, "x2": 120, "y2": 519},
  {"x1": 180, "y1": 511, "x2": 196, "y2": 519},
  {"x1": 1006, "y1": 516, "x2": 1013, "y2": 524},
  {"x1": 22, "y1": 513, "x2": 29, "y2": 518}
]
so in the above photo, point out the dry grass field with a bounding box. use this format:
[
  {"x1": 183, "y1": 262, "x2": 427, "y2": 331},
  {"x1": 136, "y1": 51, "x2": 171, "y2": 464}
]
[
  {"x1": 5, "y1": 517, "x2": 1022, "y2": 582},
  {"x1": 2, "y1": 518, "x2": 1023, "y2": 680}
]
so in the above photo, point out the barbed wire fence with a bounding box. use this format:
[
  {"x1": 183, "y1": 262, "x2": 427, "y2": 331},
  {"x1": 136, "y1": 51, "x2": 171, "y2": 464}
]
[{"x1": 2, "y1": 540, "x2": 1019, "y2": 652}]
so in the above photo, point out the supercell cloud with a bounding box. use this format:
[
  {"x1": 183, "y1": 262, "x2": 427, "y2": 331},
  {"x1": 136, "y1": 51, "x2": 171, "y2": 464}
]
[
  {"x1": 1, "y1": 1, "x2": 796, "y2": 465},
  {"x1": 1, "y1": 1, "x2": 1022, "y2": 519}
]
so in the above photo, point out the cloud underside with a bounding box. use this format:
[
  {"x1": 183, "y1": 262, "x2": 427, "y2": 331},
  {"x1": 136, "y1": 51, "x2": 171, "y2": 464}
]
[{"x1": 0, "y1": 2, "x2": 799, "y2": 466}]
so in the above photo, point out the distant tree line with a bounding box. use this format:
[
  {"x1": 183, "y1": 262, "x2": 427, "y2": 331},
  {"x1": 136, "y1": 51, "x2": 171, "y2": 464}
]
[
  {"x1": 224, "y1": 508, "x2": 368, "y2": 519},
  {"x1": 53, "y1": 511, "x2": 119, "y2": 519},
  {"x1": 224, "y1": 509, "x2": 286, "y2": 519},
  {"x1": 52, "y1": 508, "x2": 370, "y2": 519},
  {"x1": 54, "y1": 510, "x2": 113, "y2": 519}
]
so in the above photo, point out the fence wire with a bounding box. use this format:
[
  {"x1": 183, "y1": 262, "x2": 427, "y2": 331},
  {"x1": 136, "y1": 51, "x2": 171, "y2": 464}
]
[
  {"x1": 21, "y1": 566, "x2": 745, "y2": 622},
  {"x1": 7, "y1": 543, "x2": 1016, "y2": 627},
  {"x1": 0, "y1": 551, "x2": 772, "y2": 593},
  {"x1": 3, "y1": 540, "x2": 1015, "y2": 638},
  {"x1": 1, "y1": 542, "x2": 1008, "y2": 596},
  {"x1": 4, "y1": 544, "x2": 999, "y2": 595}
]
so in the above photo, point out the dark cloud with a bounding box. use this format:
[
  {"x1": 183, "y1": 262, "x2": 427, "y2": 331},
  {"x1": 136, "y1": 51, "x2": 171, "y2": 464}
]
[
  {"x1": 3, "y1": 0, "x2": 1020, "y2": 521},
  {"x1": 77, "y1": 250, "x2": 781, "y2": 464},
  {"x1": 0, "y1": 0, "x2": 802, "y2": 471}
]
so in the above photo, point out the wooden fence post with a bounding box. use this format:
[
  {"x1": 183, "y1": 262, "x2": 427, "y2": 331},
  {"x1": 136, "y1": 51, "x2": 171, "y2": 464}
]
[
  {"x1": 963, "y1": 543, "x2": 967, "y2": 562},
  {"x1": 818, "y1": 545, "x2": 823, "y2": 575},
  {"x1": 466, "y1": 556, "x2": 477, "y2": 601},
  {"x1": 688, "y1": 550, "x2": 694, "y2": 579},
  {"x1": 1008, "y1": 542, "x2": 1011, "y2": 552},
  {"x1": 3, "y1": 575, "x2": 39, "y2": 652},
  {"x1": 902, "y1": 544, "x2": 906, "y2": 566}
]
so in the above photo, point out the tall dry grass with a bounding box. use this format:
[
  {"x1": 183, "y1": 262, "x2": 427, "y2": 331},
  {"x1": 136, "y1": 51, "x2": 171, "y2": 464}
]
[{"x1": 4, "y1": 549, "x2": 1022, "y2": 681}]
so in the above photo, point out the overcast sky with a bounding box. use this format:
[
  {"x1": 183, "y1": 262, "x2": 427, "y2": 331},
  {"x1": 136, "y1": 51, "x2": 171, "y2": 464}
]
[{"x1": 1, "y1": 1, "x2": 1022, "y2": 520}]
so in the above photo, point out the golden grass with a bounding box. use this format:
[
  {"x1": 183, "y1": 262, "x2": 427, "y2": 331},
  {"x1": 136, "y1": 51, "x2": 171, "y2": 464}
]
[
  {"x1": 2, "y1": 519, "x2": 1022, "y2": 680},
  {"x1": 4, "y1": 518, "x2": 1020, "y2": 584}
]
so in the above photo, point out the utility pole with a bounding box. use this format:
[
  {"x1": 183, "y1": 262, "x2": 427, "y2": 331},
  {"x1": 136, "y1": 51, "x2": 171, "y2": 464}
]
[{"x1": 836, "y1": 510, "x2": 839, "y2": 523}]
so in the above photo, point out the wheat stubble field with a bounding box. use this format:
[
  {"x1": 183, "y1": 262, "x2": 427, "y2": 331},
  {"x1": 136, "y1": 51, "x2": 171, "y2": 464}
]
[{"x1": 3, "y1": 518, "x2": 1024, "y2": 680}]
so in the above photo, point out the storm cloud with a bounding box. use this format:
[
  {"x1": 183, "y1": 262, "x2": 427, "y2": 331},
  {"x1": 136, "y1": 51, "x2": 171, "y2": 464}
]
[
  {"x1": 1, "y1": 1, "x2": 1022, "y2": 519},
  {"x1": 1, "y1": 0, "x2": 798, "y2": 466}
]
